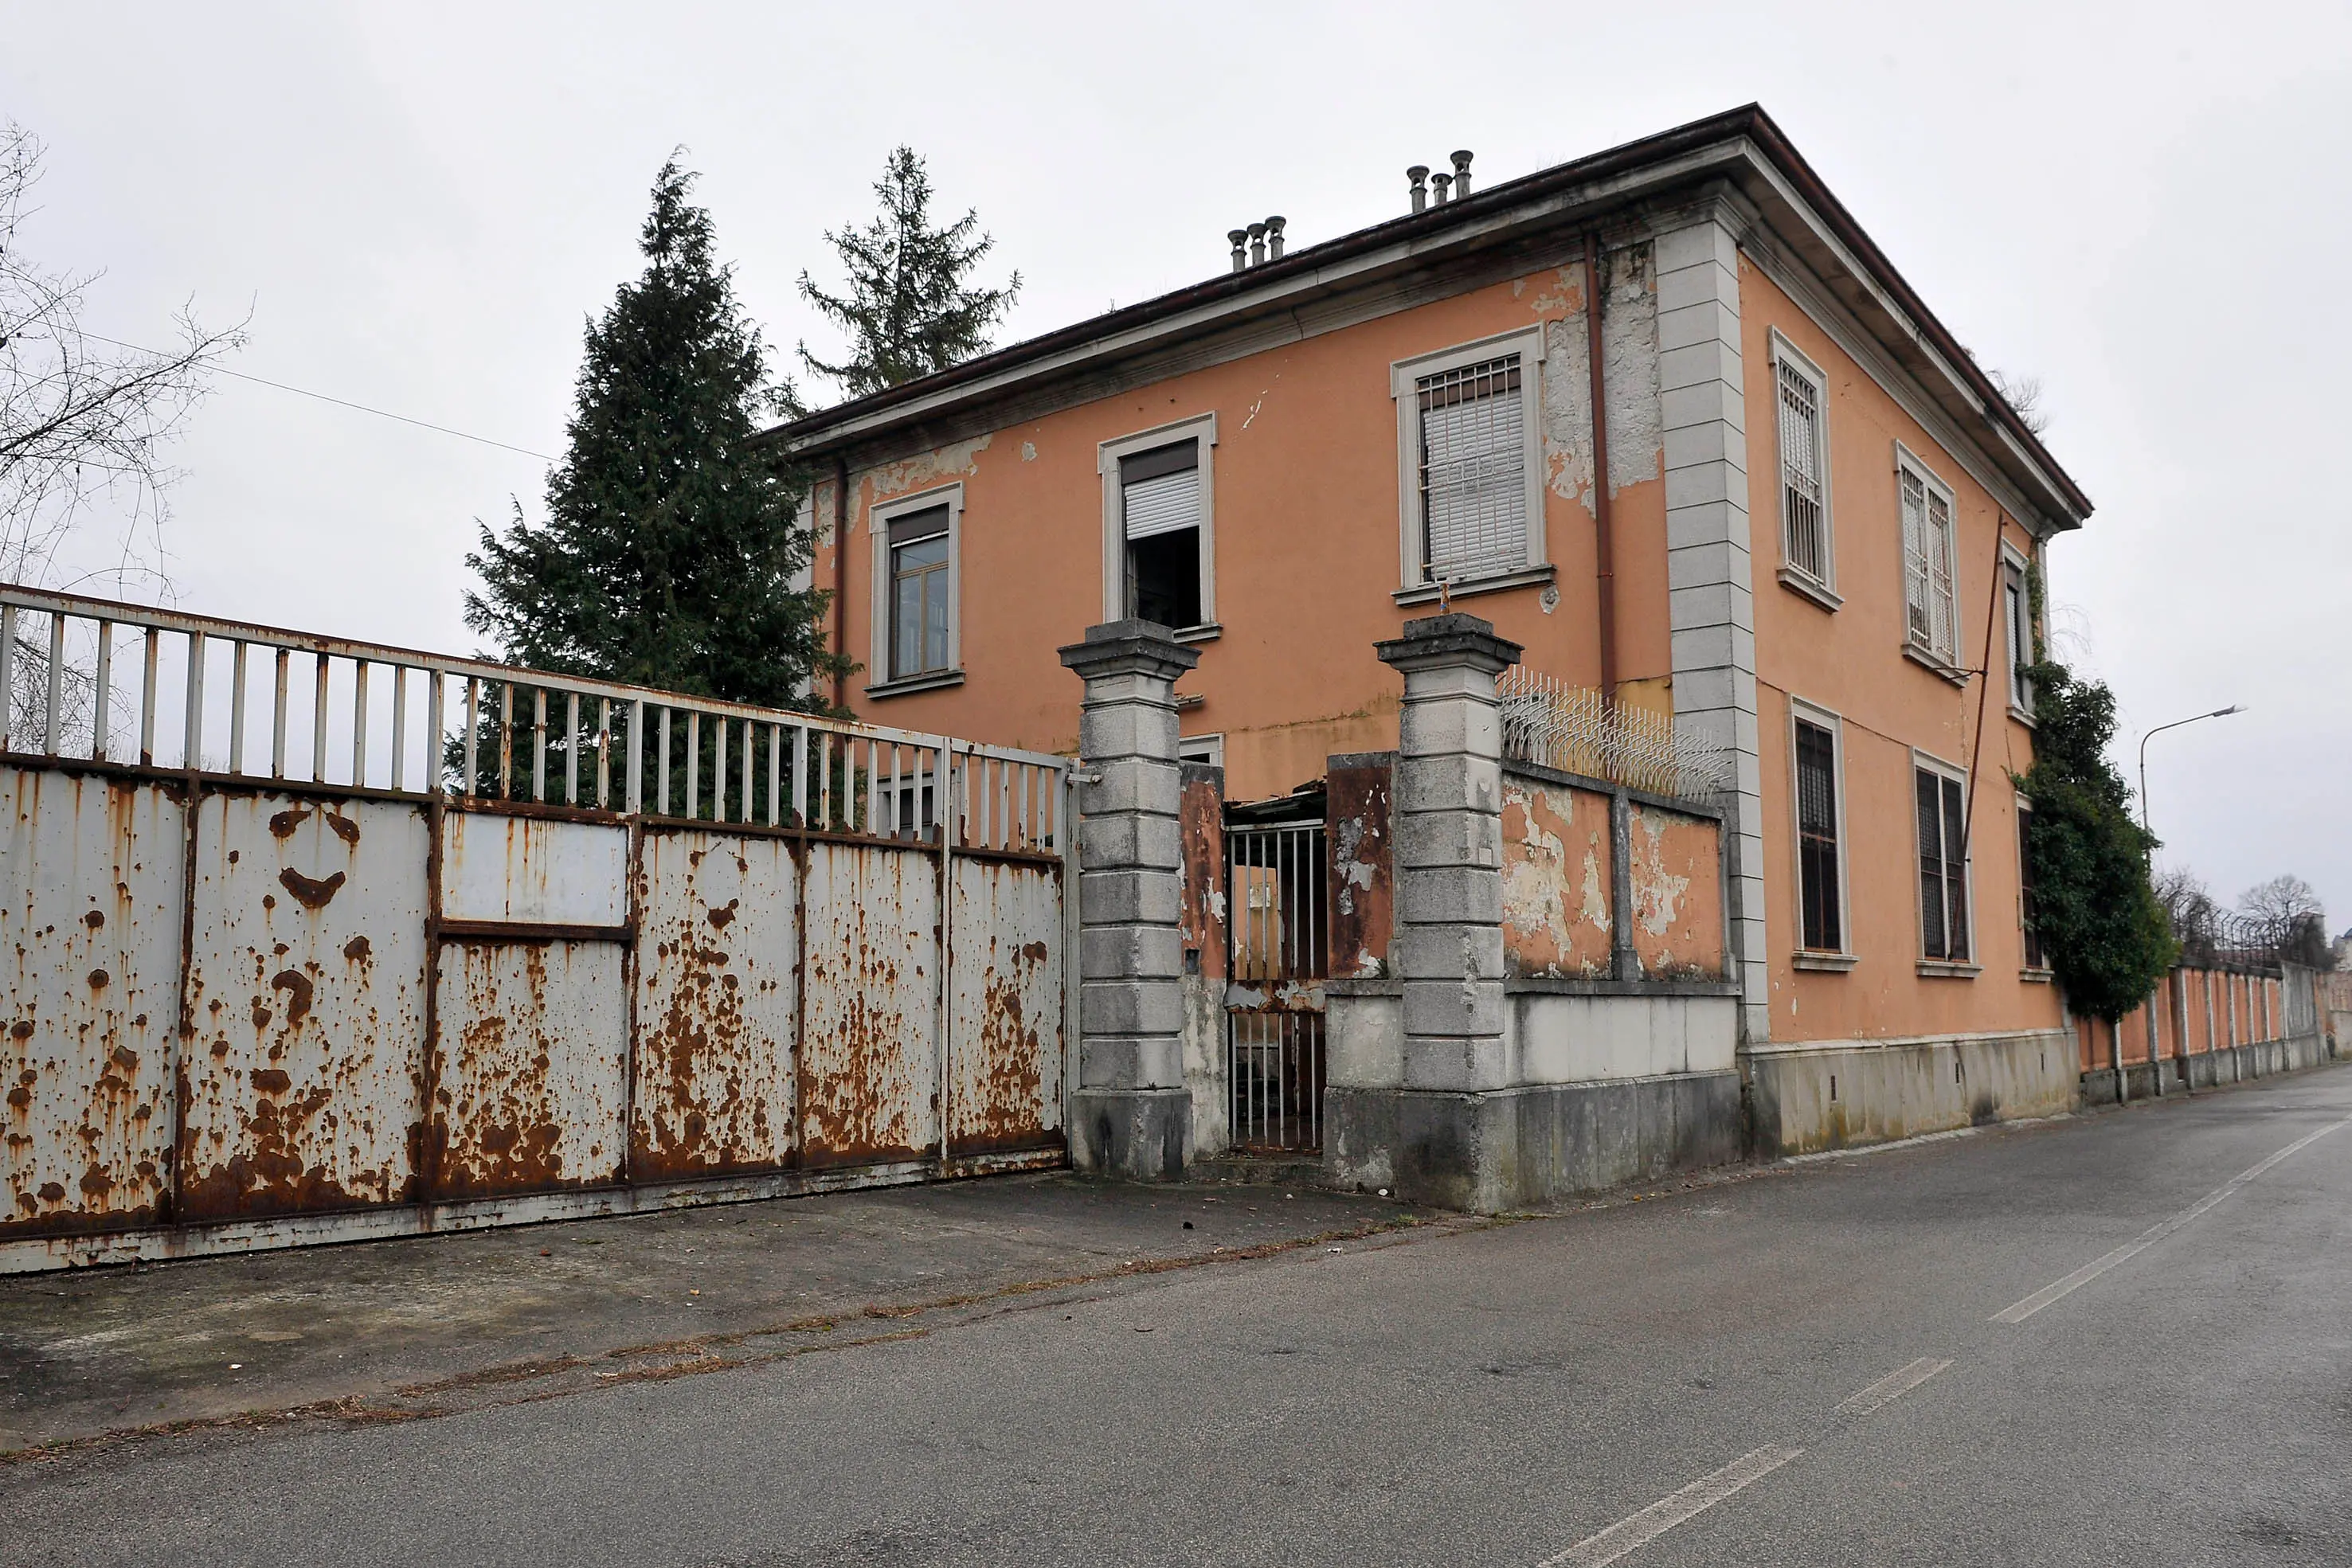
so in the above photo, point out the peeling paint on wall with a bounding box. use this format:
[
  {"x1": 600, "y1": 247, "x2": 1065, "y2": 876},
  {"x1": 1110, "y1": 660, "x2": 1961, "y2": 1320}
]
[
  {"x1": 1325, "y1": 757, "x2": 1393, "y2": 980},
  {"x1": 1536, "y1": 244, "x2": 1662, "y2": 510},
  {"x1": 1499, "y1": 776, "x2": 1611, "y2": 978},
  {"x1": 867, "y1": 434, "x2": 994, "y2": 505},
  {"x1": 1626, "y1": 804, "x2": 1724, "y2": 980}
]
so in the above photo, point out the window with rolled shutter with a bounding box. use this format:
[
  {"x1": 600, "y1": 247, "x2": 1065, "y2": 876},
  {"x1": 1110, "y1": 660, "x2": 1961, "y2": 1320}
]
[
  {"x1": 1121, "y1": 440, "x2": 1203, "y2": 629},
  {"x1": 1416, "y1": 355, "x2": 1528, "y2": 583}
]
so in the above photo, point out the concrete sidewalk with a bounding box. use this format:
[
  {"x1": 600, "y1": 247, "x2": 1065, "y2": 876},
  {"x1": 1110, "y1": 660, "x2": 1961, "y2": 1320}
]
[{"x1": 0, "y1": 1174, "x2": 1431, "y2": 1457}]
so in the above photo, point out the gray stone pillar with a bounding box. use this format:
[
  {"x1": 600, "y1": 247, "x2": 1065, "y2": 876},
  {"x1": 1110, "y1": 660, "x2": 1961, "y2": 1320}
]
[
  {"x1": 1059, "y1": 620, "x2": 1199, "y2": 1180},
  {"x1": 1377, "y1": 614, "x2": 1523, "y2": 1093}
]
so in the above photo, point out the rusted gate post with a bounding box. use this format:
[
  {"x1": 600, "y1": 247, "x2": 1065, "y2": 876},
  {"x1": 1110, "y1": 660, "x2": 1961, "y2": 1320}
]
[{"x1": 1059, "y1": 620, "x2": 1198, "y2": 1179}]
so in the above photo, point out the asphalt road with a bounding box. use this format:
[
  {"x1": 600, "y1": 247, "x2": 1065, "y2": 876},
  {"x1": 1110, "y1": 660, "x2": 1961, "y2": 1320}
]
[{"x1": 6, "y1": 1066, "x2": 2350, "y2": 1566}]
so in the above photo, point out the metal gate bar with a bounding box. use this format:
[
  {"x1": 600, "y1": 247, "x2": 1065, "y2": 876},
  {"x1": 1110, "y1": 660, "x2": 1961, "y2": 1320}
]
[{"x1": 1226, "y1": 818, "x2": 1326, "y2": 1152}]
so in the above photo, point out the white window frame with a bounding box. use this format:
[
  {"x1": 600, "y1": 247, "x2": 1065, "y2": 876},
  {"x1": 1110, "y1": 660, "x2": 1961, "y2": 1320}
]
[
  {"x1": 1099, "y1": 412, "x2": 1218, "y2": 639},
  {"x1": 1895, "y1": 443, "x2": 1962, "y2": 671},
  {"x1": 1176, "y1": 733, "x2": 1225, "y2": 771},
  {"x1": 2014, "y1": 789, "x2": 2049, "y2": 977},
  {"x1": 2001, "y1": 540, "x2": 2036, "y2": 721},
  {"x1": 1912, "y1": 748, "x2": 1978, "y2": 974},
  {"x1": 1787, "y1": 698, "x2": 1854, "y2": 969},
  {"x1": 1391, "y1": 327, "x2": 1548, "y2": 600},
  {"x1": 867, "y1": 481, "x2": 964, "y2": 696},
  {"x1": 1771, "y1": 330, "x2": 1839, "y2": 608}
]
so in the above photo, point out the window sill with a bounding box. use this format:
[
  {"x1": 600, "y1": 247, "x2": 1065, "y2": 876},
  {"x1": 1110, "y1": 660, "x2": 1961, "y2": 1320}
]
[
  {"x1": 1174, "y1": 692, "x2": 1206, "y2": 712},
  {"x1": 1173, "y1": 623, "x2": 1222, "y2": 646},
  {"x1": 1916, "y1": 960, "x2": 1982, "y2": 980},
  {"x1": 1394, "y1": 564, "x2": 1556, "y2": 607},
  {"x1": 864, "y1": 669, "x2": 965, "y2": 699},
  {"x1": 2019, "y1": 967, "x2": 2055, "y2": 984},
  {"x1": 1793, "y1": 952, "x2": 1858, "y2": 972},
  {"x1": 1776, "y1": 568, "x2": 1843, "y2": 612},
  {"x1": 1901, "y1": 643, "x2": 1968, "y2": 686},
  {"x1": 2008, "y1": 704, "x2": 2037, "y2": 729}
]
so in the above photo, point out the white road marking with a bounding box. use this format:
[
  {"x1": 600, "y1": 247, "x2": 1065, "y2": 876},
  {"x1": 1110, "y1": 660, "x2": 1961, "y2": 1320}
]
[
  {"x1": 1537, "y1": 1445, "x2": 1804, "y2": 1567},
  {"x1": 1992, "y1": 1115, "x2": 2352, "y2": 1324},
  {"x1": 1834, "y1": 1357, "x2": 1952, "y2": 1418}
]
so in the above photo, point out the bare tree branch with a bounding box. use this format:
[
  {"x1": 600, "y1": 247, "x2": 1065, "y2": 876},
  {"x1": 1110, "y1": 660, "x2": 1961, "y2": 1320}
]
[{"x1": 1, "y1": 119, "x2": 246, "y2": 600}]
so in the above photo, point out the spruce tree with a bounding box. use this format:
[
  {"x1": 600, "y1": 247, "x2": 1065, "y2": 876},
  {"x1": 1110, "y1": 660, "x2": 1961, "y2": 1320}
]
[
  {"x1": 797, "y1": 147, "x2": 1020, "y2": 397},
  {"x1": 466, "y1": 158, "x2": 841, "y2": 709}
]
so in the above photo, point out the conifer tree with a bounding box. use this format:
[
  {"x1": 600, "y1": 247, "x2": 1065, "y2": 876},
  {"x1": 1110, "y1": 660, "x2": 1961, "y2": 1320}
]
[
  {"x1": 797, "y1": 147, "x2": 1020, "y2": 397},
  {"x1": 2016, "y1": 656, "x2": 2178, "y2": 1022},
  {"x1": 466, "y1": 158, "x2": 841, "y2": 709}
]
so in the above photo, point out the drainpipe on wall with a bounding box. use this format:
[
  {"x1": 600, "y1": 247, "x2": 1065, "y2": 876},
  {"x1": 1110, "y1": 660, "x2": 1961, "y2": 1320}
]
[
  {"x1": 832, "y1": 454, "x2": 851, "y2": 714},
  {"x1": 1583, "y1": 233, "x2": 1618, "y2": 704}
]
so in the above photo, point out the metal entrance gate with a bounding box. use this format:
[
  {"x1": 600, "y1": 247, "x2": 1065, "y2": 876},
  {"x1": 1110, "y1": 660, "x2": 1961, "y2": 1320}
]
[
  {"x1": 1224, "y1": 815, "x2": 1326, "y2": 1152},
  {"x1": 0, "y1": 584, "x2": 1071, "y2": 1273}
]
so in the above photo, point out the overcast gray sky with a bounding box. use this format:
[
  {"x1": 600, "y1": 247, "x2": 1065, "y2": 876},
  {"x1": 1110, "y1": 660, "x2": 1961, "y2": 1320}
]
[{"x1": 4, "y1": 0, "x2": 2346, "y2": 925}]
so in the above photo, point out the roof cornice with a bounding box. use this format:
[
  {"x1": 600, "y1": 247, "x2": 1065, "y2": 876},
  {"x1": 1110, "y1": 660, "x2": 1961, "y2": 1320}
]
[{"x1": 764, "y1": 105, "x2": 2090, "y2": 528}]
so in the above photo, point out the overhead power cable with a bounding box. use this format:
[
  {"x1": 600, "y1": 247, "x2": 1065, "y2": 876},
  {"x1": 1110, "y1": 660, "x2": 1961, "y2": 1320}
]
[{"x1": 77, "y1": 331, "x2": 557, "y2": 462}]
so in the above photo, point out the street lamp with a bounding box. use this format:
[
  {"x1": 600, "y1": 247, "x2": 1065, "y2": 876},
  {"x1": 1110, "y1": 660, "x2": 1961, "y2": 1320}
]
[{"x1": 2137, "y1": 705, "x2": 2245, "y2": 836}]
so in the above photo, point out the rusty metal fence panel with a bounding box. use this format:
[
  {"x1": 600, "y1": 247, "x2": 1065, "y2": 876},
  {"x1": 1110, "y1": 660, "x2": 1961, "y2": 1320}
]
[
  {"x1": 0, "y1": 584, "x2": 1070, "y2": 1272},
  {"x1": 179, "y1": 793, "x2": 428, "y2": 1219},
  {"x1": 0, "y1": 772, "x2": 183, "y2": 1238},
  {"x1": 632, "y1": 829, "x2": 800, "y2": 1180}
]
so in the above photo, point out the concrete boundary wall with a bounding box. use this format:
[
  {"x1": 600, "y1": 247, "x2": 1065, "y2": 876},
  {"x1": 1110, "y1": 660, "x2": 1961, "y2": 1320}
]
[{"x1": 1745, "y1": 1030, "x2": 2076, "y2": 1159}]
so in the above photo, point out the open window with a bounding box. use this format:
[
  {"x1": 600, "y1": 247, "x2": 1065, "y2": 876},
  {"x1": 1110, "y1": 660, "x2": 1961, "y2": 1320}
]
[{"x1": 1100, "y1": 414, "x2": 1216, "y2": 636}]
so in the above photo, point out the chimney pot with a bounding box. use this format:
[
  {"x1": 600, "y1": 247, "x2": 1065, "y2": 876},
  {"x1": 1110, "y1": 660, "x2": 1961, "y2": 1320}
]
[
  {"x1": 1247, "y1": 220, "x2": 1267, "y2": 268},
  {"x1": 1450, "y1": 149, "x2": 1473, "y2": 197},
  {"x1": 1430, "y1": 171, "x2": 1452, "y2": 205},
  {"x1": 1407, "y1": 165, "x2": 1430, "y2": 213},
  {"x1": 1228, "y1": 229, "x2": 1249, "y2": 274},
  {"x1": 1265, "y1": 215, "x2": 1286, "y2": 260}
]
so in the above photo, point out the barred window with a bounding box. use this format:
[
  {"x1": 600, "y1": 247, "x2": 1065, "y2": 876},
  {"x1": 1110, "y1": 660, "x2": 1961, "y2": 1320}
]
[
  {"x1": 1900, "y1": 460, "x2": 1959, "y2": 663},
  {"x1": 1777, "y1": 357, "x2": 1830, "y2": 583},
  {"x1": 1916, "y1": 764, "x2": 1970, "y2": 963},
  {"x1": 1795, "y1": 718, "x2": 1842, "y2": 952},
  {"x1": 1415, "y1": 355, "x2": 1528, "y2": 584}
]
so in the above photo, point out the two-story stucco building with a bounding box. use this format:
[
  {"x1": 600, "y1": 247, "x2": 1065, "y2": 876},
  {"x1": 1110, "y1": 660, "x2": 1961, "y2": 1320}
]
[{"x1": 764, "y1": 104, "x2": 2090, "y2": 1168}]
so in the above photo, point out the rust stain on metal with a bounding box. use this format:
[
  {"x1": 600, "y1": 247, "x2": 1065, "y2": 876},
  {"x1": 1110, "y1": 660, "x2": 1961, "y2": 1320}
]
[
  {"x1": 1178, "y1": 763, "x2": 1228, "y2": 982},
  {"x1": 179, "y1": 792, "x2": 426, "y2": 1221},
  {"x1": 1324, "y1": 756, "x2": 1391, "y2": 980},
  {"x1": 270, "y1": 968, "x2": 315, "y2": 1027},
  {"x1": 630, "y1": 831, "x2": 796, "y2": 1182},
  {"x1": 429, "y1": 938, "x2": 626, "y2": 1200},
  {"x1": 948, "y1": 858, "x2": 1063, "y2": 1154},
  {"x1": 277, "y1": 866, "x2": 345, "y2": 909},
  {"x1": 800, "y1": 841, "x2": 937, "y2": 1165},
  {"x1": 1499, "y1": 775, "x2": 1610, "y2": 978},
  {"x1": 2, "y1": 769, "x2": 177, "y2": 1239}
]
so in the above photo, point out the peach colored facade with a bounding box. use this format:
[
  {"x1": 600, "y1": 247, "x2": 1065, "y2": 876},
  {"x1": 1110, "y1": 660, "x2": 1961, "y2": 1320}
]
[
  {"x1": 774, "y1": 108, "x2": 2092, "y2": 1058},
  {"x1": 807, "y1": 263, "x2": 1658, "y2": 800}
]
